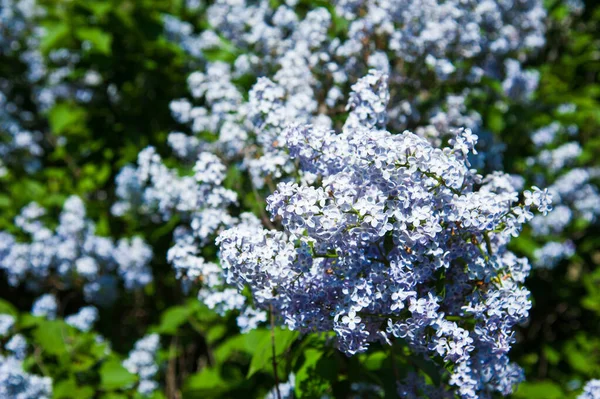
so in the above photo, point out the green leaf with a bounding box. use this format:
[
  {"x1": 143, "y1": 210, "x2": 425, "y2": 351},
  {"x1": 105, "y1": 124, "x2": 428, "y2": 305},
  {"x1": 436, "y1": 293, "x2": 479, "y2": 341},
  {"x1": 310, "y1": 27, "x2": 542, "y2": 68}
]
[
  {"x1": 72, "y1": 354, "x2": 98, "y2": 372},
  {"x1": 54, "y1": 378, "x2": 77, "y2": 399},
  {"x1": 83, "y1": 2, "x2": 113, "y2": 18},
  {"x1": 362, "y1": 351, "x2": 387, "y2": 371},
  {"x1": 100, "y1": 393, "x2": 128, "y2": 399},
  {"x1": 48, "y1": 103, "x2": 87, "y2": 136},
  {"x1": 543, "y1": 345, "x2": 561, "y2": 365},
  {"x1": 294, "y1": 349, "x2": 324, "y2": 397},
  {"x1": 40, "y1": 22, "x2": 69, "y2": 52},
  {"x1": 54, "y1": 379, "x2": 95, "y2": 399},
  {"x1": 33, "y1": 320, "x2": 68, "y2": 356},
  {"x1": 155, "y1": 305, "x2": 192, "y2": 335},
  {"x1": 19, "y1": 314, "x2": 43, "y2": 328},
  {"x1": 0, "y1": 299, "x2": 18, "y2": 316},
  {"x1": 76, "y1": 28, "x2": 112, "y2": 54},
  {"x1": 183, "y1": 368, "x2": 226, "y2": 393},
  {"x1": 100, "y1": 359, "x2": 137, "y2": 391},
  {"x1": 0, "y1": 194, "x2": 11, "y2": 208},
  {"x1": 74, "y1": 386, "x2": 95, "y2": 399},
  {"x1": 213, "y1": 329, "x2": 269, "y2": 363},
  {"x1": 205, "y1": 324, "x2": 227, "y2": 344},
  {"x1": 514, "y1": 381, "x2": 564, "y2": 399},
  {"x1": 247, "y1": 328, "x2": 298, "y2": 378},
  {"x1": 487, "y1": 107, "x2": 506, "y2": 133},
  {"x1": 566, "y1": 348, "x2": 590, "y2": 374}
]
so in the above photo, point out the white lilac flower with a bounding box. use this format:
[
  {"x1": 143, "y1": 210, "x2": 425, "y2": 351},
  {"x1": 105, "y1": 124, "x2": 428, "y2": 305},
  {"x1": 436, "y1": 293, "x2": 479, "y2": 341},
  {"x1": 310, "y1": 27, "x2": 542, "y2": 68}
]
[
  {"x1": 31, "y1": 294, "x2": 57, "y2": 319},
  {"x1": 0, "y1": 315, "x2": 15, "y2": 337},
  {"x1": 65, "y1": 306, "x2": 98, "y2": 332},
  {"x1": 525, "y1": 122, "x2": 600, "y2": 271},
  {"x1": 0, "y1": 354, "x2": 52, "y2": 399},
  {"x1": 534, "y1": 241, "x2": 575, "y2": 269},
  {"x1": 154, "y1": 0, "x2": 546, "y2": 190},
  {"x1": 579, "y1": 380, "x2": 600, "y2": 399},
  {"x1": 123, "y1": 334, "x2": 160, "y2": 397},
  {"x1": 265, "y1": 374, "x2": 295, "y2": 399},
  {"x1": 502, "y1": 59, "x2": 540, "y2": 101},
  {"x1": 5, "y1": 334, "x2": 27, "y2": 360},
  {"x1": 0, "y1": 197, "x2": 153, "y2": 305}
]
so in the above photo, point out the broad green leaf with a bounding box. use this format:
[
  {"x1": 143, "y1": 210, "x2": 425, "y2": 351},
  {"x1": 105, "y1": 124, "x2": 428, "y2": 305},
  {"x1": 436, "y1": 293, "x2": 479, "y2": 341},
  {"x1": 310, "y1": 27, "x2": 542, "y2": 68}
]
[
  {"x1": 54, "y1": 378, "x2": 77, "y2": 399},
  {"x1": 205, "y1": 324, "x2": 227, "y2": 344},
  {"x1": 363, "y1": 351, "x2": 386, "y2": 371},
  {"x1": 0, "y1": 194, "x2": 11, "y2": 208},
  {"x1": 100, "y1": 393, "x2": 128, "y2": 399},
  {"x1": 72, "y1": 353, "x2": 98, "y2": 372},
  {"x1": 0, "y1": 299, "x2": 18, "y2": 316},
  {"x1": 543, "y1": 345, "x2": 561, "y2": 365},
  {"x1": 214, "y1": 329, "x2": 269, "y2": 363},
  {"x1": 183, "y1": 368, "x2": 226, "y2": 392},
  {"x1": 33, "y1": 320, "x2": 68, "y2": 356},
  {"x1": 100, "y1": 359, "x2": 137, "y2": 391},
  {"x1": 48, "y1": 103, "x2": 87, "y2": 136},
  {"x1": 155, "y1": 305, "x2": 192, "y2": 335},
  {"x1": 566, "y1": 348, "x2": 590, "y2": 374},
  {"x1": 76, "y1": 28, "x2": 112, "y2": 54},
  {"x1": 20, "y1": 314, "x2": 45, "y2": 329},
  {"x1": 84, "y1": 2, "x2": 113, "y2": 18},
  {"x1": 514, "y1": 381, "x2": 564, "y2": 399},
  {"x1": 40, "y1": 22, "x2": 69, "y2": 52},
  {"x1": 294, "y1": 348, "x2": 324, "y2": 397},
  {"x1": 247, "y1": 328, "x2": 298, "y2": 378},
  {"x1": 74, "y1": 386, "x2": 95, "y2": 399}
]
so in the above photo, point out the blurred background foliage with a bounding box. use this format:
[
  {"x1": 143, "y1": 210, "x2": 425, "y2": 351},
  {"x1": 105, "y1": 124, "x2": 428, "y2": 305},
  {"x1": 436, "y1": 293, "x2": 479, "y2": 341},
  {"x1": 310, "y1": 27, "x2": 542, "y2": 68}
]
[
  {"x1": 0, "y1": 0, "x2": 599, "y2": 398},
  {"x1": 509, "y1": 1, "x2": 600, "y2": 397}
]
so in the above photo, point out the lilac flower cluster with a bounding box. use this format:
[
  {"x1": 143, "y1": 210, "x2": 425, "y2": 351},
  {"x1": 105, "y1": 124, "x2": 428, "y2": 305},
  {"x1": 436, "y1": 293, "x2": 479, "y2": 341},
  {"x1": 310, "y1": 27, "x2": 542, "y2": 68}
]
[
  {"x1": 1, "y1": 0, "x2": 114, "y2": 176},
  {"x1": 0, "y1": 0, "x2": 45, "y2": 174},
  {"x1": 0, "y1": 354, "x2": 52, "y2": 399},
  {"x1": 113, "y1": 9, "x2": 554, "y2": 384},
  {"x1": 333, "y1": 0, "x2": 545, "y2": 85},
  {"x1": 0, "y1": 0, "x2": 119, "y2": 183},
  {"x1": 397, "y1": 372, "x2": 452, "y2": 398},
  {"x1": 0, "y1": 315, "x2": 15, "y2": 337},
  {"x1": 502, "y1": 59, "x2": 540, "y2": 102},
  {"x1": 0, "y1": 0, "x2": 38, "y2": 44},
  {"x1": 218, "y1": 77, "x2": 551, "y2": 398},
  {"x1": 65, "y1": 306, "x2": 99, "y2": 332},
  {"x1": 31, "y1": 294, "x2": 57, "y2": 319},
  {"x1": 111, "y1": 2, "x2": 553, "y2": 395},
  {"x1": 525, "y1": 120, "x2": 600, "y2": 268},
  {"x1": 113, "y1": 146, "x2": 236, "y2": 225},
  {"x1": 113, "y1": 146, "x2": 239, "y2": 284},
  {"x1": 200, "y1": 0, "x2": 545, "y2": 90},
  {"x1": 112, "y1": 142, "x2": 271, "y2": 329},
  {"x1": 579, "y1": 380, "x2": 600, "y2": 399},
  {"x1": 0, "y1": 311, "x2": 52, "y2": 398},
  {"x1": 6, "y1": 334, "x2": 27, "y2": 360},
  {"x1": 0, "y1": 92, "x2": 43, "y2": 175},
  {"x1": 123, "y1": 334, "x2": 160, "y2": 397},
  {"x1": 168, "y1": 62, "x2": 249, "y2": 159},
  {"x1": 0, "y1": 196, "x2": 153, "y2": 306},
  {"x1": 157, "y1": 0, "x2": 545, "y2": 187}
]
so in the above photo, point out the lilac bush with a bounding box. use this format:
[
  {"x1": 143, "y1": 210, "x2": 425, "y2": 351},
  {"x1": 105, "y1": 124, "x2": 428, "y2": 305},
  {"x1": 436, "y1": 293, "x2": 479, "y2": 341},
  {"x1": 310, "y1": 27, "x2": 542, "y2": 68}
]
[
  {"x1": 218, "y1": 75, "x2": 551, "y2": 397},
  {"x1": 0, "y1": 196, "x2": 153, "y2": 306},
  {"x1": 3, "y1": 0, "x2": 598, "y2": 397}
]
